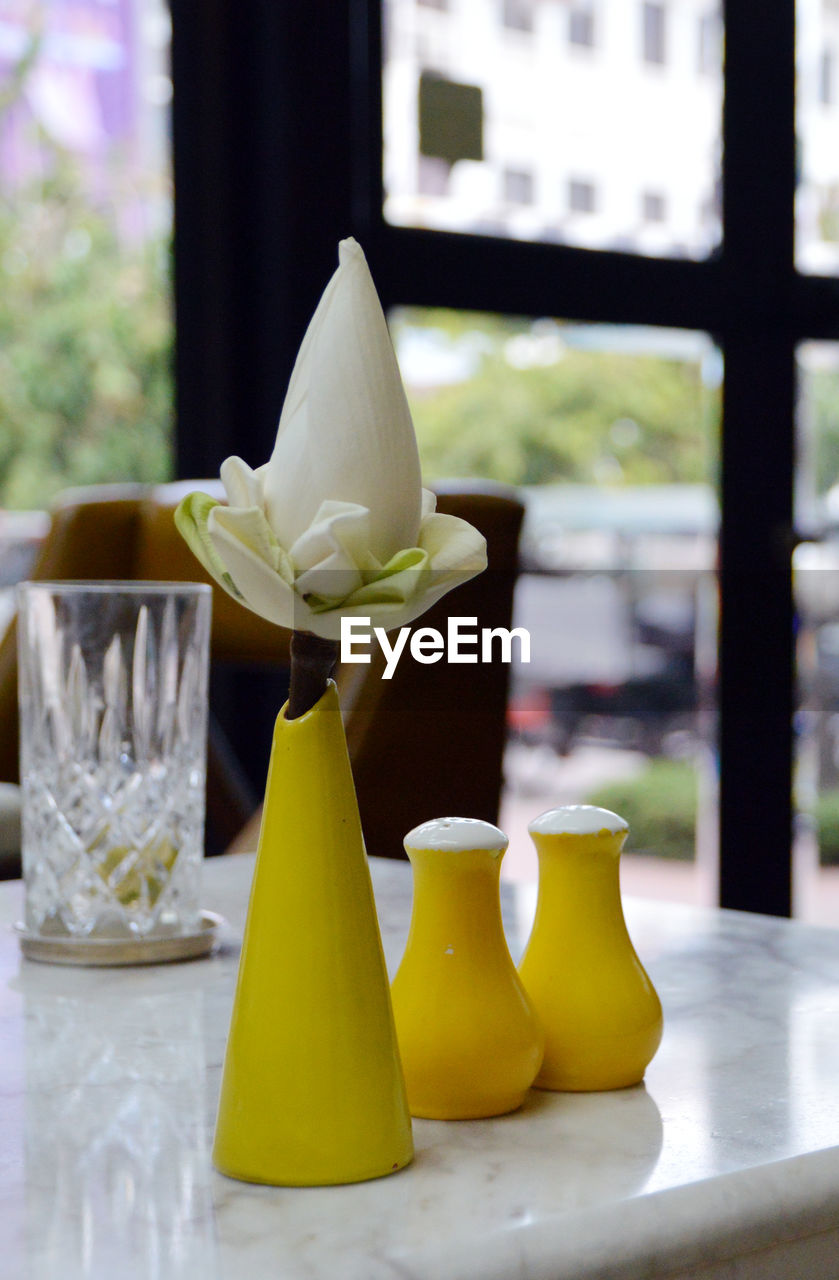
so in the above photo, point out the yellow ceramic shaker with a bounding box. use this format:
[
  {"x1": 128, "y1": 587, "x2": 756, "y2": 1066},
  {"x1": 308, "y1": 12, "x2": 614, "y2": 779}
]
[
  {"x1": 391, "y1": 817, "x2": 544, "y2": 1119},
  {"x1": 518, "y1": 805, "x2": 663, "y2": 1092}
]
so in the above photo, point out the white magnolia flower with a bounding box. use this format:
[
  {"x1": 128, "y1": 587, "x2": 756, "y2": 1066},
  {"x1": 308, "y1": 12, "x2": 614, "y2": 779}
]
[{"x1": 176, "y1": 238, "x2": 486, "y2": 640}]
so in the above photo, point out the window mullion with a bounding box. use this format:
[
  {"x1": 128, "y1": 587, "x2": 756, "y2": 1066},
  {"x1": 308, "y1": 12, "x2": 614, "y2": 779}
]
[{"x1": 718, "y1": 0, "x2": 797, "y2": 914}]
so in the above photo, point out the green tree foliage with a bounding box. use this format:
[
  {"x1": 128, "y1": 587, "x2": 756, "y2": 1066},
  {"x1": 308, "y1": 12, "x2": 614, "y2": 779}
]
[
  {"x1": 0, "y1": 54, "x2": 173, "y2": 509},
  {"x1": 809, "y1": 367, "x2": 839, "y2": 499},
  {"x1": 393, "y1": 309, "x2": 719, "y2": 488}
]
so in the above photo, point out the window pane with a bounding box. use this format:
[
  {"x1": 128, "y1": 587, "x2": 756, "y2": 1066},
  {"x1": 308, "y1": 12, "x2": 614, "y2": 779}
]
[
  {"x1": 642, "y1": 2, "x2": 666, "y2": 65},
  {"x1": 797, "y1": 1, "x2": 839, "y2": 272},
  {"x1": 569, "y1": 7, "x2": 596, "y2": 49},
  {"x1": 391, "y1": 307, "x2": 721, "y2": 904},
  {"x1": 0, "y1": 0, "x2": 174, "y2": 509},
  {"x1": 383, "y1": 0, "x2": 723, "y2": 258},
  {"x1": 642, "y1": 190, "x2": 667, "y2": 222},
  {"x1": 502, "y1": 0, "x2": 534, "y2": 34},
  {"x1": 697, "y1": 11, "x2": 720, "y2": 75},
  {"x1": 794, "y1": 342, "x2": 839, "y2": 922},
  {"x1": 569, "y1": 178, "x2": 597, "y2": 214},
  {"x1": 504, "y1": 167, "x2": 534, "y2": 205}
]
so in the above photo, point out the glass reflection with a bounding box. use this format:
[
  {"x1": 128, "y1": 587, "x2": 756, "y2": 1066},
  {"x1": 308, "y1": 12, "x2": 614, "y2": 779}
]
[{"x1": 24, "y1": 984, "x2": 216, "y2": 1279}]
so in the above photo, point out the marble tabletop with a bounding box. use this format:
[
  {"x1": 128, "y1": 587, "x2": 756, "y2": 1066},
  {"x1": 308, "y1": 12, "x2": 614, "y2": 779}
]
[{"x1": 2, "y1": 855, "x2": 839, "y2": 1280}]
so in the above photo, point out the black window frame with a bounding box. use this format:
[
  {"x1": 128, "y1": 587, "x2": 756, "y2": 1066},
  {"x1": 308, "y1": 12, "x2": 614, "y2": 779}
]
[{"x1": 171, "y1": 0, "x2": 832, "y2": 917}]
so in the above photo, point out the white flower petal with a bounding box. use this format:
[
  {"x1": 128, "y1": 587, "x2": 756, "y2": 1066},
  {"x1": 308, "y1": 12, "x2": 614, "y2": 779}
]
[
  {"x1": 220, "y1": 456, "x2": 264, "y2": 509},
  {"x1": 290, "y1": 500, "x2": 374, "y2": 602},
  {"x1": 417, "y1": 512, "x2": 488, "y2": 574},
  {"x1": 305, "y1": 511, "x2": 488, "y2": 635},
  {"x1": 294, "y1": 560, "x2": 364, "y2": 605},
  {"x1": 331, "y1": 592, "x2": 449, "y2": 636},
  {"x1": 292, "y1": 603, "x2": 348, "y2": 642},
  {"x1": 209, "y1": 503, "x2": 286, "y2": 575},
  {"x1": 289, "y1": 500, "x2": 372, "y2": 571},
  {"x1": 362, "y1": 513, "x2": 486, "y2": 629},
  {"x1": 207, "y1": 519, "x2": 299, "y2": 629},
  {"x1": 263, "y1": 239, "x2": 422, "y2": 562},
  {"x1": 420, "y1": 488, "x2": 437, "y2": 520}
]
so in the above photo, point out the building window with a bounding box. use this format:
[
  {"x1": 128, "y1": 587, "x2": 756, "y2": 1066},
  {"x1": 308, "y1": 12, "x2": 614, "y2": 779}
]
[
  {"x1": 643, "y1": 2, "x2": 666, "y2": 66},
  {"x1": 642, "y1": 191, "x2": 666, "y2": 222},
  {"x1": 820, "y1": 49, "x2": 834, "y2": 106},
  {"x1": 418, "y1": 73, "x2": 484, "y2": 165},
  {"x1": 417, "y1": 156, "x2": 451, "y2": 195},
  {"x1": 569, "y1": 179, "x2": 596, "y2": 213},
  {"x1": 699, "y1": 194, "x2": 716, "y2": 226},
  {"x1": 504, "y1": 168, "x2": 535, "y2": 204},
  {"x1": 502, "y1": 0, "x2": 534, "y2": 33},
  {"x1": 569, "y1": 7, "x2": 596, "y2": 49},
  {"x1": 698, "y1": 11, "x2": 720, "y2": 75}
]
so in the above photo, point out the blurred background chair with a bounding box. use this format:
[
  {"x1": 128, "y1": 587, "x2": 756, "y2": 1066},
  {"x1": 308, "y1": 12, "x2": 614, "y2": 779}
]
[{"x1": 0, "y1": 479, "x2": 524, "y2": 875}]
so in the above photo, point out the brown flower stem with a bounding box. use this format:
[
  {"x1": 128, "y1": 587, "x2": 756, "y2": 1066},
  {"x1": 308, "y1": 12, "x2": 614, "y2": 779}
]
[{"x1": 287, "y1": 631, "x2": 340, "y2": 719}]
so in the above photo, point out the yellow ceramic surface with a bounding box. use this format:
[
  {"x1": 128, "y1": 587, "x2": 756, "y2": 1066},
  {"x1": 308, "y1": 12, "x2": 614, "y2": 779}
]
[
  {"x1": 213, "y1": 681, "x2": 413, "y2": 1185},
  {"x1": 518, "y1": 806, "x2": 663, "y2": 1092},
  {"x1": 391, "y1": 817, "x2": 544, "y2": 1120}
]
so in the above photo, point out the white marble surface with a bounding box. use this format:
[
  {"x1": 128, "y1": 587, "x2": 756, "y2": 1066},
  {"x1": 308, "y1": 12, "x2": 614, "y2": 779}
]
[{"x1": 2, "y1": 855, "x2": 839, "y2": 1279}]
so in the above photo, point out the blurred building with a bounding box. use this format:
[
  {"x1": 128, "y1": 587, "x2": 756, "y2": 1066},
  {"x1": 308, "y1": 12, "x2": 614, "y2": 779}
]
[
  {"x1": 384, "y1": 0, "x2": 839, "y2": 270},
  {"x1": 0, "y1": 0, "x2": 170, "y2": 235}
]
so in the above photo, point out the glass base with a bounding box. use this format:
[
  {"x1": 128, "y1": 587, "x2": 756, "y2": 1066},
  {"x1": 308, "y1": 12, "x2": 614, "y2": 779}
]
[{"x1": 15, "y1": 910, "x2": 223, "y2": 967}]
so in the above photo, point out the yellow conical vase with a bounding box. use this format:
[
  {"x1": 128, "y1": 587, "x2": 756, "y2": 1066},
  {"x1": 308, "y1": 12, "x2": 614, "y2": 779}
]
[{"x1": 212, "y1": 681, "x2": 414, "y2": 1185}]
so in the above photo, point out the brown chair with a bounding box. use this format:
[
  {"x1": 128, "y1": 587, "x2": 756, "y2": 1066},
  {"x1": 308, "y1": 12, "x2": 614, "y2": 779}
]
[{"x1": 0, "y1": 479, "x2": 524, "y2": 871}]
